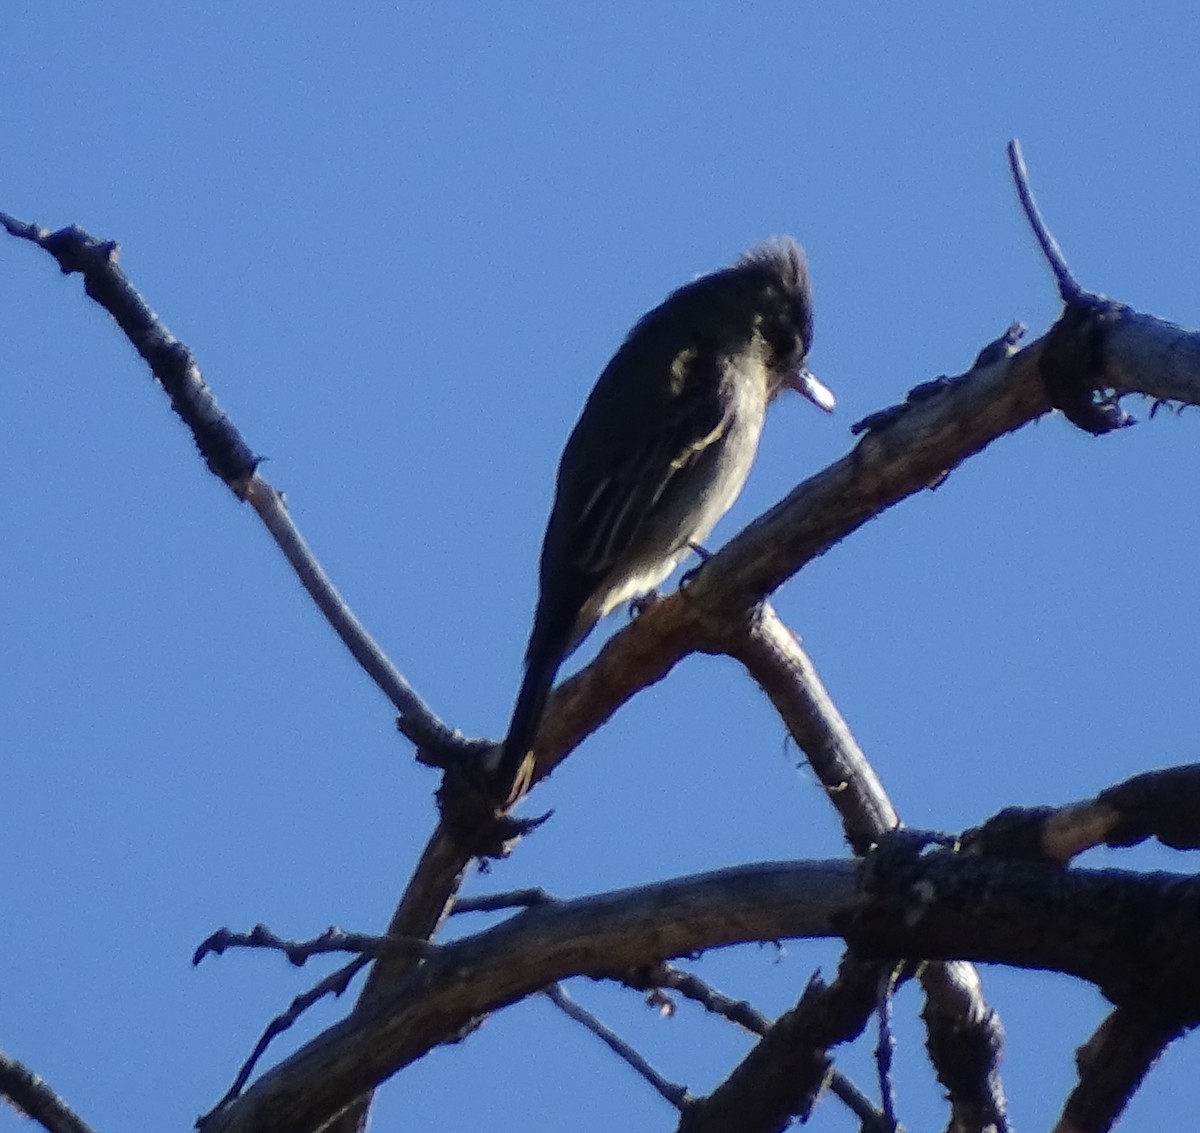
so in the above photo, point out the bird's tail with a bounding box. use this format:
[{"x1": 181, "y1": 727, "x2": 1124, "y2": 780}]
[{"x1": 493, "y1": 648, "x2": 561, "y2": 807}]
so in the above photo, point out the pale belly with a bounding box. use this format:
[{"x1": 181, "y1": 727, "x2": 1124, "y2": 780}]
[{"x1": 589, "y1": 380, "x2": 768, "y2": 622}]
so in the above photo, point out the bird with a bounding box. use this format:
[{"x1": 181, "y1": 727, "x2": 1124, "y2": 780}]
[{"x1": 491, "y1": 237, "x2": 834, "y2": 806}]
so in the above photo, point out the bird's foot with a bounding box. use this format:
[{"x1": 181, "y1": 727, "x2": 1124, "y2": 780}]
[
  {"x1": 629, "y1": 589, "x2": 660, "y2": 619},
  {"x1": 679, "y1": 541, "x2": 714, "y2": 589}
]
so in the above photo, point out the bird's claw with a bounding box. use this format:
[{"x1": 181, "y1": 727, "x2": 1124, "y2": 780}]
[
  {"x1": 677, "y1": 542, "x2": 715, "y2": 589},
  {"x1": 629, "y1": 590, "x2": 660, "y2": 619}
]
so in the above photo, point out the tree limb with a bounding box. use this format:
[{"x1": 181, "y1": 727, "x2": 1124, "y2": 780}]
[
  {"x1": 1053, "y1": 1006, "x2": 1189, "y2": 1133},
  {"x1": 0, "y1": 1050, "x2": 98, "y2": 1133},
  {"x1": 203, "y1": 845, "x2": 1200, "y2": 1133}
]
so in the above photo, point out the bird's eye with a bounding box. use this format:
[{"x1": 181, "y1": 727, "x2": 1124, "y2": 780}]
[{"x1": 764, "y1": 319, "x2": 803, "y2": 368}]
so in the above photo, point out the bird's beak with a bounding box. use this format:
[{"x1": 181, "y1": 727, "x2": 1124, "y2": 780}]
[{"x1": 791, "y1": 367, "x2": 836, "y2": 413}]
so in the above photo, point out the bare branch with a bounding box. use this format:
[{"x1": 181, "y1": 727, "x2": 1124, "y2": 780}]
[
  {"x1": 628, "y1": 962, "x2": 893, "y2": 1131},
  {"x1": 192, "y1": 923, "x2": 436, "y2": 967},
  {"x1": 243, "y1": 476, "x2": 467, "y2": 750},
  {"x1": 1007, "y1": 138, "x2": 1082, "y2": 302},
  {"x1": 853, "y1": 323, "x2": 1026, "y2": 437},
  {"x1": 0, "y1": 1051, "x2": 98, "y2": 1133},
  {"x1": 544, "y1": 983, "x2": 690, "y2": 1109},
  {"x1": 451, "y1": 889, "x2": 556, "y2": 914},
  {"x1": 203, "y1": 860, "x2": 856, "y2": 1133},
  {"x1": 847, "y1": 839, "x2": 1200, "y2": 1012},
  {"x1": 1054, "y1": 1006, "x2": 1187, "y2": 1133},
  {"x1": 15, "y1": 188, "x2": 1200, "y2": 1133},
  {"x1": 963, "y1": 764, "x2": 1200, "y2": 862},
  {"x1": 733, "y1": 603, "x2": 898, "y2": 853},
  {"x1": 208, "y1": 843, "x2": 1200, "y2": 1133},
  {"x1": 626, "y1": 962, "x2": 771, "y2": 1035},
  {"x1": 732, "y1": 607, "x2": 1007, "y2": 1128},
  {"x1": 874, "y1": 965, "x2": 903, "y2": 1130},
  {"x1": 921, "y1": 961, "x2": 1010, "y2": 1133},
  {"x1": 202, "y1": 955, "x2": 374, "y2": 1122},
  {"x1": 193, "y1": 926, "x2": 435, "y2": 1115},
  {"x1": 675, "y1": 956, "x2": 886, "y2": 1133},
  {"x1": 0, "y1": 213, "x2": 259, "y2": 486},
  {"x1": 0, "y1": 213, "x2": 464, "y2": 757}
]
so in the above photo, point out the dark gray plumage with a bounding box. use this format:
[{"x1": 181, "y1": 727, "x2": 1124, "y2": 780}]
[{"x1": 493, "y1": 238, "x2": 833, "y2": 805}]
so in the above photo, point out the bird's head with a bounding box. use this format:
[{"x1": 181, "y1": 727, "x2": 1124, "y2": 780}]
[{"x1": 739, "y1": 237, "x2": 835, "y2": 413}]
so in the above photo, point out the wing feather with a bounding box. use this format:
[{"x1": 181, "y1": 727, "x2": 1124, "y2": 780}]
[{"x1": 566, "y1": 349, "x2": 729, "y2": 574}]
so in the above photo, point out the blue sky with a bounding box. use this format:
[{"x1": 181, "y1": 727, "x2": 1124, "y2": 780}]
[{"x1": 4, "y1": 5, "x2": 1200, "y2": 1132}]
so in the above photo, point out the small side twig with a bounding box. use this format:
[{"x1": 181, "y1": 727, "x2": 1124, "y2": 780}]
[
  {"x1": 194, "y1": 924, "x2": 435, "y2": 1122},
  {"x1": 627, "y1": 961, "x2": 771, "y2": 1034},
  {"x1": 628, "y1": 962, "x2": 892, "y2": 1131},
  {"x1": 1007, "y1": 138, "x2": 1082, "y2": 302},
  {"x1": 874, "y1": 965, "x2": 903, "y2": 1129},
  {"x1": 852, "y1": 322, "x2": 1026, "y2": 438},
  {"x1": 544, "y1": 983, "x2": 691, "y2": 1110},
  {"x1": 199, "y1": 955, "x2": 374, "y2": 1123},
  {"x1": 1006, "y1": 142, "x2": 1136, "y2": 435},
  {"x1": 192, "y1": 923, "x2": 436, "y2": 966},
  {"x1": 829, "y1": 1072, "x2": 896, "y2": 1133},
  {"x1": 0, "y1": 1050, "x2": 98, "y2": 1133},
  {"x1": 450, "y1": 888, "x2": 556, "y2": 914}
]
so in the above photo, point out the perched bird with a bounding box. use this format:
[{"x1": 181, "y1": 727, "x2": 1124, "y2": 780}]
[{"x1": 492, "y1": 238, "x2": 834, "y2": 805}]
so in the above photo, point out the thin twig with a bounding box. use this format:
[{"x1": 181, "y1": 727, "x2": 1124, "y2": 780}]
[
  {"x1": 0, "y1": 212, "x2": 466, "y2": 757},
  {"x1": 450, "y1": 888, "x2": 556, "y2": 914},
  {"x1": 192, "y1": 923, "x2": 436, "y2": 967},
  {"x1": 1007, "y1": 138, "x2": 1082, "y2": 301},
  {"x1": 631, "y1": 962, "x2": 771, "y2": 1034},
  {"x1": 827, "y1": 1071, "x2": 896, "y2": 1133},
  {"x1": 243, "y1": 477, "x2": 470, "y2": 753},
  {"x1": 203, "y1": 861, "x2": 855, "y2": 1133},
  {"x1": 874, "y1": 966, "x2": 902, "y2": 1129},
  {"x1": 0, "y1": 214, "x2": 259, "y2": 486},
  {"x1": 0, "y1": 1051, "x2": 98, "y2": 1133},
  {"x1": 545, "y1": 982, "x2": 691, "y2": 1109},
  {"x1": 201, "y1": 955, "x2": 374, "y2": 1123},
  {"x1": 194, "y1": 924, "x2": 434, "y2": 1121},
  {"x1": 631, "y1": 962, "x2": 893, "y2": 1131}
]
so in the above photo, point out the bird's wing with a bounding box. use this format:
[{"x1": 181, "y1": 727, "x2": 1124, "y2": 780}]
[{"x1": 567, "y1": 350, "x2": 730, "y2": 575}]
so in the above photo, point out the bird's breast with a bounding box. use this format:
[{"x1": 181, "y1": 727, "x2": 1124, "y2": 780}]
[{"x1": 588, "y1": 362, "x2": 770, "y2": 623}]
